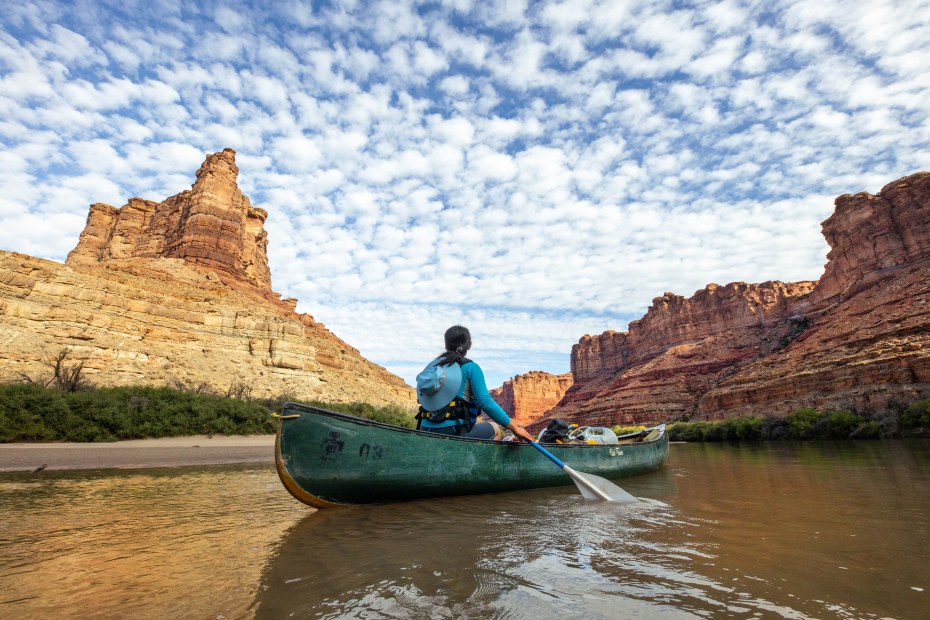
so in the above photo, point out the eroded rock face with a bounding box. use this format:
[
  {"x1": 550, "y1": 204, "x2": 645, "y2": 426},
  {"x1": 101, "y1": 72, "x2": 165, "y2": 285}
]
[
  {"x1": 812, "y1": 172, "x2": 930, "y2": 304},
  {"x1": 534, "y1": 171, "x2": 930, "y2": 429},
  {"x1": 571, "y1": 281, "x2": 816, "y2": 382},
  {"x1": 537, "y1": 282, "x2": 816, "y2": 428},
  {"x1": 490, "y1": 371, "x2": 573, "y2": 426},
  {"x1": 698, "y1": 263, "x2": 930, "y2": 419},
  {"x1": 0, "y1": 252, "x2": 412, "y2": 405},
  {"x1": 66, "y1": 148, "x2": 272, "y2": 291},
  {"x1": 2, "y1": 149, "x2": 415, "y2": 408}
]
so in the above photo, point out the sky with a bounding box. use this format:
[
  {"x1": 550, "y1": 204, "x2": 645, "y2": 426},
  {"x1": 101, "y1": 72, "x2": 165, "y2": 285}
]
[{"x1": 1, "y1": 1, "x2": 929, "y2": 389}]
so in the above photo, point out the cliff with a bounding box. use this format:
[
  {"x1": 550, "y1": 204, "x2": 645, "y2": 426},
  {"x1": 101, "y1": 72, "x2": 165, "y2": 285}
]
[
  {"x1": 535, "y1": 172, "x2": 930, "y2": 429},
  {"x1": 699, "y1": 173, "x2": 930, "y2": 419},
  {"x1": 0, "y1": 149, "x2": 415, "y2": 408},
  {"x1": 490, "y1": 371, "x2": 573, "y2": 426}
]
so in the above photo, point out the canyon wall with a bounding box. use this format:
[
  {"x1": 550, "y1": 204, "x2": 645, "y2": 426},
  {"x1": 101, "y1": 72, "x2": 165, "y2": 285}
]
[
  {"x1": 534, "y1": 172, "x2": 930, "y2": 429},
  {"x1": 699, "y1": 173, "x2": 930, "y2": 419},
  {"x1": 0, "y1": 150, "x2": 415, "y2": 408},
  {"x1": 490, "y1": 371, "x2": 573, "y2": 426}
]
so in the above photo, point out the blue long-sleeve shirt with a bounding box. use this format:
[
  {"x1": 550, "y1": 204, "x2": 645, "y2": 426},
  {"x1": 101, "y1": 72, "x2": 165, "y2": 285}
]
[{"x1": 421, "y1": 360, "x2": 511, "y2": 429}]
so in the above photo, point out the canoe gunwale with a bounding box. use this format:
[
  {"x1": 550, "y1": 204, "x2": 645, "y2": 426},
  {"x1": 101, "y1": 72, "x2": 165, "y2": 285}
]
[{"x1": 279, "y1": 401, "x2": 667, "y2": 449}]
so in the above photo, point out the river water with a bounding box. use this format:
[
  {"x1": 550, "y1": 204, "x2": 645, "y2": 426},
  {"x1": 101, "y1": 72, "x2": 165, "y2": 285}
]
[{"x1": 1, "y1": 441, "x2": 928, "y2": 619}]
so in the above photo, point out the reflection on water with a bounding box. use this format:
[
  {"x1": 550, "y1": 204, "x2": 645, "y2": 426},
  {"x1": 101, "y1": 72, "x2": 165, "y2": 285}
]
[
  {"x1": 0, "y1": 464, "x2": 305, "y2": 619},
  {"x1": 251, "y1": 487, "x2": 696, "y2": 619},
  {"x1": 2, "y1": 441, "x2": 929, "y2": 619}
]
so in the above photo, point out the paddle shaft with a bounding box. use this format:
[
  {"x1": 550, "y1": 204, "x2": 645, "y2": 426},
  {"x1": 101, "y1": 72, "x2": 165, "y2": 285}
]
[{"x1": 528, "y1": 440, "x2": 568, "y2": 468}]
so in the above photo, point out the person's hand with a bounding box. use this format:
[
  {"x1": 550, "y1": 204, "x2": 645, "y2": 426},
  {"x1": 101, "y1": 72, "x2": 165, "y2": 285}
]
[{"x1": 508, "y1": 422, "x2": 536, "y2": 442}]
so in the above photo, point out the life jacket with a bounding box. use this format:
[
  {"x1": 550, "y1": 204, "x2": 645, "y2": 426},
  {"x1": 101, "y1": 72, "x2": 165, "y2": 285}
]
[{"x1": 415, "y1": 399, "x2": 479, "y2": 431}]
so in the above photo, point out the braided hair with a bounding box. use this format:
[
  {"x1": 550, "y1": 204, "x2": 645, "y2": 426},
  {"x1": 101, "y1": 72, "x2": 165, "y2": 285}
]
[{"x1": 437, "y1": 325, "x2": 471, "y2": 366}]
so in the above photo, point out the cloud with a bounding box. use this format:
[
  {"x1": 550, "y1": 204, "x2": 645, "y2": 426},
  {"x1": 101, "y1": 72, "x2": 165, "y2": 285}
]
[{"x1": 1, "y1": 0, "x2": 928, "y2": 389}]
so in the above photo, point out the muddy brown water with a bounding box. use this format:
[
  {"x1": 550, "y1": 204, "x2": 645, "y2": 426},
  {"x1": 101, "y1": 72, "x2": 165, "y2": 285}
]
[{"x1": 1, "y1": 440, "x2": 928, "y2": 619}]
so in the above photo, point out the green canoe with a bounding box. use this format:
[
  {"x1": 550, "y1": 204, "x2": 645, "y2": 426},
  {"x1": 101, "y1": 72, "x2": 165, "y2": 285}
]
[{"x1": 274, "y1": 401, "x2": 669, "y2": 508}]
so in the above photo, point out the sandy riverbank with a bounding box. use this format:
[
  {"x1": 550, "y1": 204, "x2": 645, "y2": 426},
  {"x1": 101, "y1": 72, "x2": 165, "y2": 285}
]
[{"x1": 0, "y1": 435, "x2": 276, "y2": 472}]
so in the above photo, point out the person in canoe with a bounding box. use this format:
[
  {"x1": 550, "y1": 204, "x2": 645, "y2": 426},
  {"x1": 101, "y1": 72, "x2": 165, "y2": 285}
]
[{"x1": 415, "y1": 325, "x2": 536, "y2": 442}]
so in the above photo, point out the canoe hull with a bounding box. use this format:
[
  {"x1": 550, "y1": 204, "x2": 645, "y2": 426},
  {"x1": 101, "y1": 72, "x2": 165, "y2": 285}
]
[{"x1": 275, "y1": 402, "x2": 669, "y2": 507}]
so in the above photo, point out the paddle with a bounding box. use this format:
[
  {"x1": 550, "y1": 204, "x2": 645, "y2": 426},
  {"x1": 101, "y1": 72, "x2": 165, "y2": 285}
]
[{"x1": 528, "y1": 440, "x2": 639, "y2": 503}]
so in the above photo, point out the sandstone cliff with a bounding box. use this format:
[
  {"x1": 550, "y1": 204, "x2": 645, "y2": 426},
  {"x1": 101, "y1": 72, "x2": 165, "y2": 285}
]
[
  {"x1": 0, "y1": 150, "x2": 414, "y2": 408},
  {"x1": 535, "y1": 172, "x2": 930, "y2": 429},
  {"x1": 490, "y1": 371, "x2": 573, "y2": 426}
]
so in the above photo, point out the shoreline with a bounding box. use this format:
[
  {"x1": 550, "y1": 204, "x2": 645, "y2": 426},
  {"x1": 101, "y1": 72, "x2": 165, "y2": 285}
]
[{"x1": 0, "y1": 435, "x2": 276, "y2": 472}]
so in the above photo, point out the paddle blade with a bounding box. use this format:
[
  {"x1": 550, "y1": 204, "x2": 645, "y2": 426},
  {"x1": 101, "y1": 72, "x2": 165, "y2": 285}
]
[{"x1": 563, "y1": 465, "x2": 639, "y2": 503}]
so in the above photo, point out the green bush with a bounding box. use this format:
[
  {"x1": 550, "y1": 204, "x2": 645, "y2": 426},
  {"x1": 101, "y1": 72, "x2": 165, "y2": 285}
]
[
  {"x1": 667, "y1": 421, "x2": 712, "y2": 442},
  {"x1": 701, "y1": 419, "x2": 731, "y2": 441},
  {"x1": 901, "y1": 400, "x2": 930, "y2": 432},
  {"x1": 0, "y1": 383, "x2": 66, "y2": 441},
  {"x1": 850, "y1": 420, "x2": 881, "y2": 439},
  {"x1": 735, "y1": 417, "x2": 763, "y2": 440},
  {"x1": 292, "y1": 400, "x2": 417, "y2": 429},
  {"x1": 0, "y1": 383, "x2": 416, "y2": 442},
  {"x1": 826, "y1": 410, "x2": 864, "y2": 439},
  {"x1": 668, "y1": 417, "x2": 762, "y2": 442},
  {"x1": 787, "y1": 408, "x2": 824, "y2": 439},
  {"x1": 666, "y1": 422, "x2": 687, "y2": 441},
  {"x1": 663, "y1": 403, "x2": 923, "y2": 442}
]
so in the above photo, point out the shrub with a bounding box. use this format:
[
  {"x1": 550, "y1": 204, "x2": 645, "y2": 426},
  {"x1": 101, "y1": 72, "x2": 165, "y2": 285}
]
[
  {"x1": 668, "y1": 421, "x2": 710, "y2": 442},
  {"x1": 850, "y1": 420, "x2": 881, "y2": 439},
  {"x1": 735, "y1": 417, "x2": 763, "y2": 440},
  {"x1": 666, "y1": 422, "x2": 690, "y2": 441},
  {"x1": 0, "y1": 383, "x2": 417, "y2": 442},
  {"x1": 0, "y1": 383, "x2": 66, "y2": 441},
  {"x1": 758, "y1": 416, "x2": 784, "y2": 440},
  {"x1": 701, "y1": 419, "x2": 730, "y2": 441},
  {"x1": 901, "y1": 400, "x2": 930, "y2": 433},
  {"x1": 787, "y1": 408, "x2": 824, "y2": 439},
  {"x1": 826, "y1": 410, "x2": 864, "y2": 439},
  {"x1": 667, "y1": 417, "x2": 763, "y2": 442}
]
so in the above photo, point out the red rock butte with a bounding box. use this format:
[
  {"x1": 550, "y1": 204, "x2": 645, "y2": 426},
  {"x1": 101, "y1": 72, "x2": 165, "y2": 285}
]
[
  {"x1": 66, "y1": 148, "x2": 272, "y2": 292},
  {"x1": 490, "y1": 371, "x2": 573, "y2": 428},
  {"x1": 526, "y1": 172, "x2": 930, "y2": 430}
]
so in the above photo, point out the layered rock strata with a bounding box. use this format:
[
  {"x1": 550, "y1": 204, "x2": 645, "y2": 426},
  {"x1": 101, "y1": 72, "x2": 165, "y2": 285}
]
[
  {"x1": 0, "y1": 150, "x2": 414, "y2": 408},
  {"x1": 699, "y1": 173, "x2": 930, "y2": 419},
  {"x1": 66, "y1": 148, "x2": 271, "y2": 291},
  {"x1": 534, "y1": 172, "x2": 930, "y2": 429},
  {"x1": 541, "y1": 281, "x2": 817, "y2": 427},
  {"x1": 490, "y1": 371, "x2": 573, "y2": 426}
]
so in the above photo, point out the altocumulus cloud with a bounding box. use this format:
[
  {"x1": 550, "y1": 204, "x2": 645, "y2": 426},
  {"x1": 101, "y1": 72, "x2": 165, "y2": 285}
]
[{"x1": 1, "y1": 0, "x2": 929, "y2": 387}]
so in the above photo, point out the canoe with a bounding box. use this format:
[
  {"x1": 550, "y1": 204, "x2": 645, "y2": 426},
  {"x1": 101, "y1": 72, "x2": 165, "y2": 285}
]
[{"x1": 274, "y1": 401, "x2": 669, "y2": 508}]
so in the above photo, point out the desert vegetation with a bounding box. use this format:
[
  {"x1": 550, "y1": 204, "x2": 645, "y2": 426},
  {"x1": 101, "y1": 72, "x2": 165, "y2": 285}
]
[
  {"x1": 0, "y1": 382, "x2": 416, "y2": 442},
  {"x1": 668, "y1": 402, "x2": 930, "y2": 441},
  {"x1": 2, "y1": 350, "x2": 416, "y2": 442}
]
